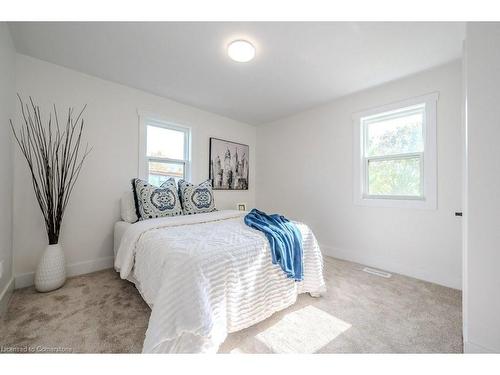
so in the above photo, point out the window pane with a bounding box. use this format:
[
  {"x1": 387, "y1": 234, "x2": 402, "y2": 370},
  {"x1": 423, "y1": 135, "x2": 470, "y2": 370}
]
[
  {"x1": 368, "y1": 157, "x2": 421, "y2": 197},
  {"x1": 147, "y1": 125, "x2": 185, "y2": 160},
  {"x1": 365, "y1": 108, "x2": 424, "y2": 157},
  {"x1": 148, "y1": 161, "x2": 184, "y2": 186}
]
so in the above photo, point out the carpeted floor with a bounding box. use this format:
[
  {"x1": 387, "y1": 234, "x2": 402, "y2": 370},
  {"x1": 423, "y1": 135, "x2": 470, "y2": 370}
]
[{"x1": 0, "y1": 257, "x2": 463, "y2": 353}]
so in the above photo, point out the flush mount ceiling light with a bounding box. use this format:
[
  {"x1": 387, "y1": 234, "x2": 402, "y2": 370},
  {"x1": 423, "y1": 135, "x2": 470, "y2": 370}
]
[{"x1": 227, "y1": 40, "x2": 255, "y2": 62}]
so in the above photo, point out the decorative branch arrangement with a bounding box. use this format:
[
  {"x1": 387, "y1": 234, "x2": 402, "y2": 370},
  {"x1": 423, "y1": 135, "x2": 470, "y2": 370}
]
[{"x1": 10, "y1": 96, "x2": 91, "y2": 245}]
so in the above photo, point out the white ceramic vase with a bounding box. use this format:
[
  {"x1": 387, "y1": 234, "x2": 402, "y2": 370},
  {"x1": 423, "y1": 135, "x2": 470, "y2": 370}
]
[{"x1": 34, "y1": 244, "x2": 66, "y2": 292}]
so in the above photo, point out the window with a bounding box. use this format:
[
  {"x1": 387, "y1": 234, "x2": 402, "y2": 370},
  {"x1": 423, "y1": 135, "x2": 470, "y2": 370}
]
[
  {"x1": 139, "y1": 114, "x2": 190, "y2": 186},
  {"x1": 353, "y1": 93, "x2": 438, "y2": 209}
]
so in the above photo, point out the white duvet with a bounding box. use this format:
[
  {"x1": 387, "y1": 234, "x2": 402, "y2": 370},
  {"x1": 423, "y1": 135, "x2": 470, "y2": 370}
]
[{"x1": 115, "y1": 210, "x2": 326, "y2": 353}]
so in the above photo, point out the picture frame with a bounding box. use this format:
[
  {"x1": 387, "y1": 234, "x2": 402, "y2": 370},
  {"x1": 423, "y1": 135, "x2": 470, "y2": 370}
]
[{"x1": 209, "y1": 137, "x2": 249, "y2": 190}]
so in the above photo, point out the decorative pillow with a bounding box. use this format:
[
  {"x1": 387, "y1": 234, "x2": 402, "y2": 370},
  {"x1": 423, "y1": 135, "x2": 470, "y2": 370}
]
[
  {"x1": 178, "y1": 179, "x2": 217, "y2": 215},
  {"x1": 131, "y1": 178, "x2": 183, "y2": 220},
  {"x1": 120, "y1": 191, "x2": 138, "y2": 223}
]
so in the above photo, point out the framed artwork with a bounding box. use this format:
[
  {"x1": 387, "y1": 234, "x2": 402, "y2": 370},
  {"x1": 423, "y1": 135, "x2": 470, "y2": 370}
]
[{"x1": 209, "y1": 137, "x2": 249, "y2": 190}]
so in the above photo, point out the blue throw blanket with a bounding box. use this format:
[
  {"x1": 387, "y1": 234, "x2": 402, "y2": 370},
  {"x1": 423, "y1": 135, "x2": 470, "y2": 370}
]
[{"x1": 244, "y1": 209, "x2": 303, "y2": 281}]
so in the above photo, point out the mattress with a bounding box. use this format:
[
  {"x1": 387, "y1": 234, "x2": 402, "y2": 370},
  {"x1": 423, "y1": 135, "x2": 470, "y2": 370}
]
[{"x1": 113, "y1": 221, "x2": 131, "y2": 257}]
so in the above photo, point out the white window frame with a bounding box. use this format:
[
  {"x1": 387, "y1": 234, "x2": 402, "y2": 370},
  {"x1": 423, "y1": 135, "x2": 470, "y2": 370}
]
[
  {"x1": 353, "y1": 93, "x2": 438, "y2": 209},
  {"x1": 138, "y1": 112, "x2": 191, "y2": 183}
]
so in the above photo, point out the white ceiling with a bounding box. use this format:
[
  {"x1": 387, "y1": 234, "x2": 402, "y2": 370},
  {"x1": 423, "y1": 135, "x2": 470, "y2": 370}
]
[{"x1": 8, "y1": 22, "x2": 465, "y2": 125}]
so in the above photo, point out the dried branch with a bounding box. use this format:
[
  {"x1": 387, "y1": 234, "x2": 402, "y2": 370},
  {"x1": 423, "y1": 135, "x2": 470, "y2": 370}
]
[{"x1": 10, "y1": 96, "x2": 91, "y2": 245}]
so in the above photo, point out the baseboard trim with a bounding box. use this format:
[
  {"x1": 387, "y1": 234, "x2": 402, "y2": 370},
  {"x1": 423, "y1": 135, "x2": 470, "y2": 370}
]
[
  {"x1": 14, "y1": 256, "x2": 114, "y2": 289},
  {"x1": 319, "y1": 243, "x2": 461, "y2": 290},
  {"x1": 464, "y1": 341, "x2": 497, "y2": 353},
  {"x1": 0, "y1": 277, "x2": 15, "y2": 316}
]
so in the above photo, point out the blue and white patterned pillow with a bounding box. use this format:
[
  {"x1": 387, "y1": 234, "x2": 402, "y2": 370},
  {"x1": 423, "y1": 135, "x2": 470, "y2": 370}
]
[
  {"x1": 131, "y1": 178, "x2": 183, "y2": 220},
  {"x1": 178, "y1": 179, "x2": 217, "y2": 215}
]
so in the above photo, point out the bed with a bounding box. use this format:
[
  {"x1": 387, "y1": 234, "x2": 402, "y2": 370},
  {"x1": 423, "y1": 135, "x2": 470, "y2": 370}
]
[{"x1": 114, "y1": 209, "x2": 326, "y2": 353}]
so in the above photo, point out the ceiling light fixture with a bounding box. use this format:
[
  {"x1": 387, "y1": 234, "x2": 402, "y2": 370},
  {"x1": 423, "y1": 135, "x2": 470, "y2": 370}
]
[{"x1": 227, "y1": 40, "x2": 255, "y2": 62}]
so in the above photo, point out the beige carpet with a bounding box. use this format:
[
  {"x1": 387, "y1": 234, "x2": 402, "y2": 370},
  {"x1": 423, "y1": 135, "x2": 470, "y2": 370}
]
[{"x1": 0, "y1": 257, "x2": 462, "y2": 353}]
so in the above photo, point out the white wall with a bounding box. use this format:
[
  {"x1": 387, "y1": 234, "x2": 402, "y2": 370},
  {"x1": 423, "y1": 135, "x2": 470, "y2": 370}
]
[
  {"x1": 256, "y1": 61, "x2": 463, "y2": 289},
  {"x1": 13, "y1": 54, "x2": 256, "y2": 287},
  {"x1": 0, "y1": 23, "x2": 15, "y2": 313},
  {"x1": 463, "y1": 22, "x2": 500, "y2": 353}
]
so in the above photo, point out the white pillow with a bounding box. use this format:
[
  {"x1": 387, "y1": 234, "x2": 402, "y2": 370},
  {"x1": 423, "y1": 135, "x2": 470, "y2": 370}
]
[{"x1": 120, "y1": 191, "x2": 138, "y2": 223}]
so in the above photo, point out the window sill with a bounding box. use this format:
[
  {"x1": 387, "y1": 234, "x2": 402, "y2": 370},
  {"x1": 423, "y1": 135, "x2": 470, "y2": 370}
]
[{"x1": 354, "y1": 196, "x2": 436, "y2": 209}]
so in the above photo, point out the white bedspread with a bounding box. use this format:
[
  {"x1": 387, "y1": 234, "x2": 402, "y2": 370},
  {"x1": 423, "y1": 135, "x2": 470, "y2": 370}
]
[{"x1": 114, "y1": 210, "x2": 326, "y2": 353}]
